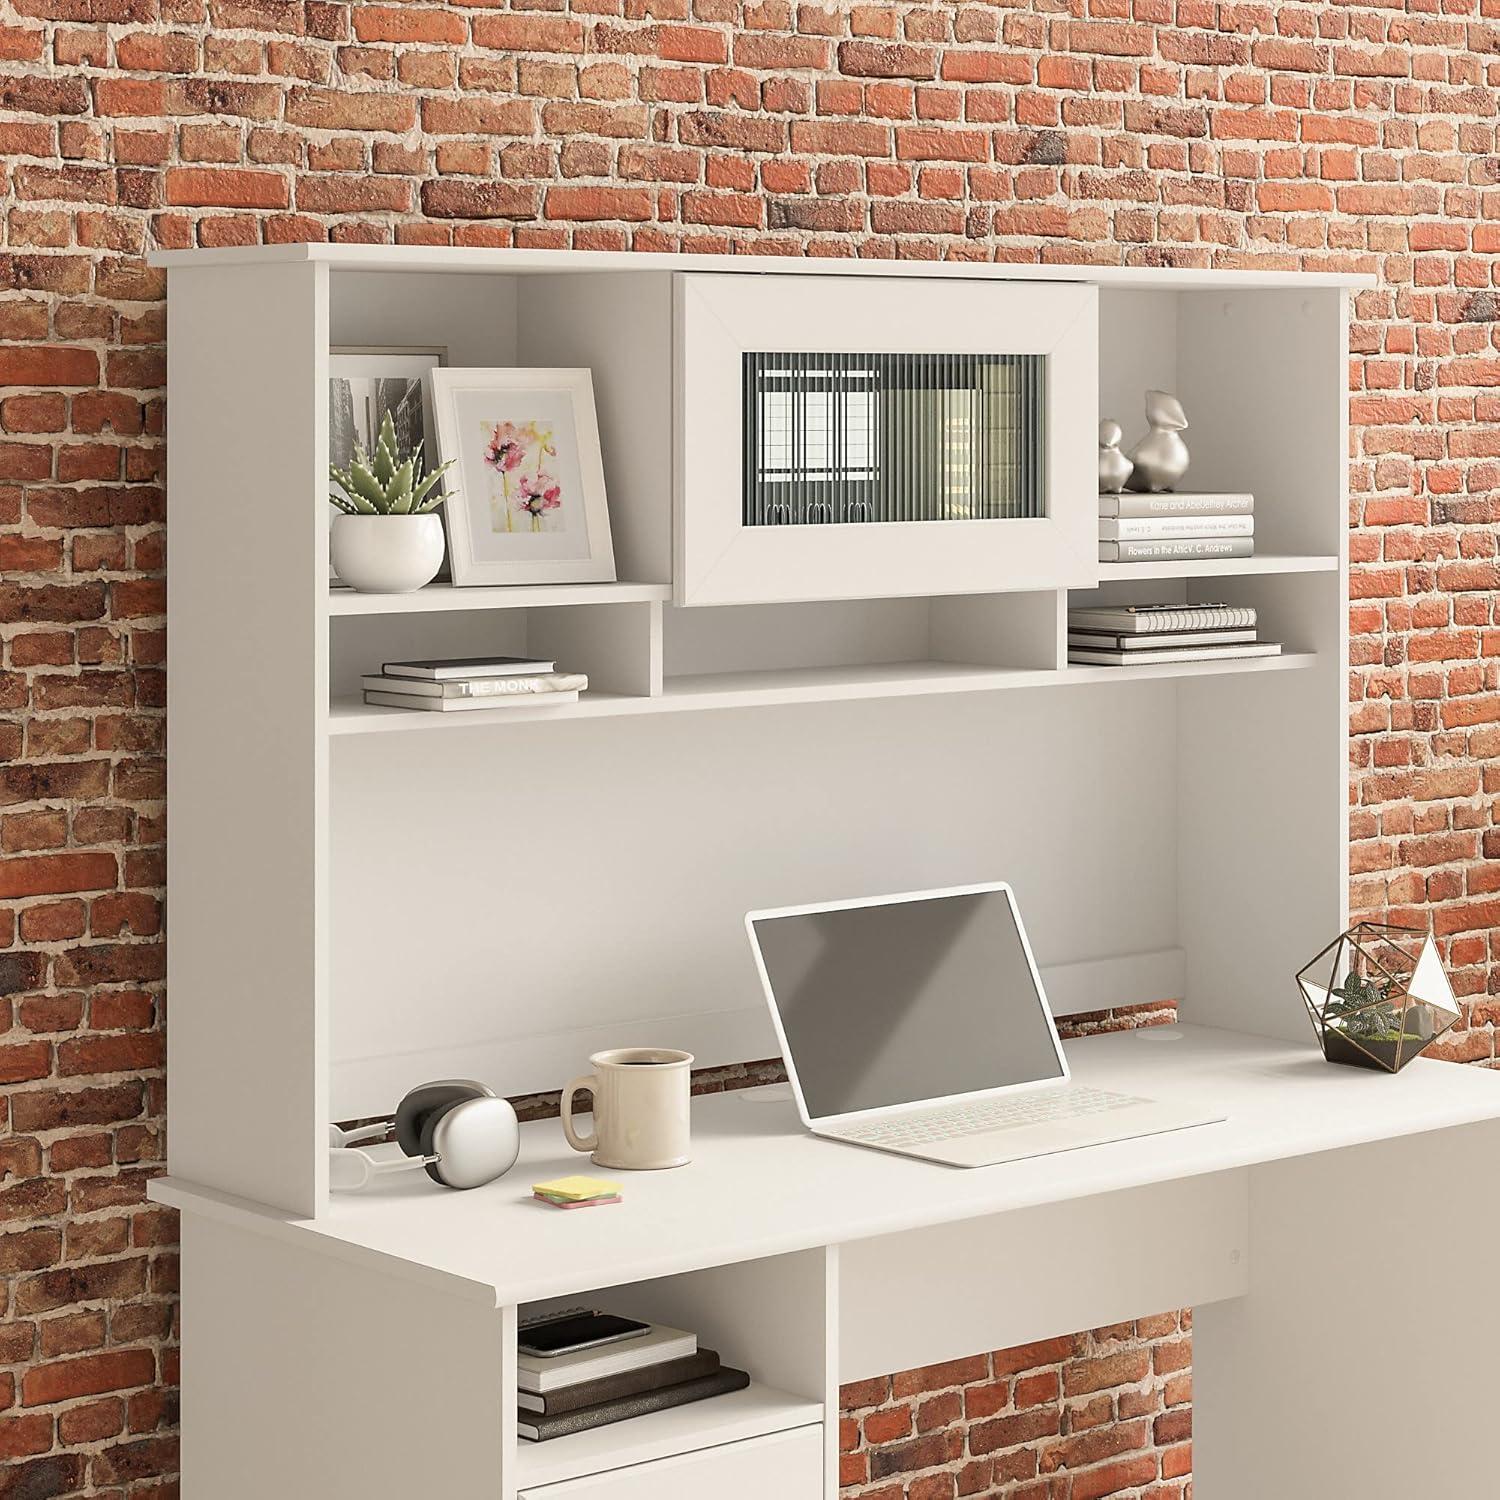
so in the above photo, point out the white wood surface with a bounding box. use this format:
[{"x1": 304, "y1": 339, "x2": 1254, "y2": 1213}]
[
  {"x1": 589, "y1": 1248, "x2": 833, "y2": 1406},
  {"x1": 329, "y1": 266, "x2": 515, "y2": 369},
  {"x1": 327, "y1": 651, "x2": 1318, "y2": 733},
  {"x1": 519, "y1": 273, "x2": 676, "y2": 586},
  {"x1": 839, "y1": 1171, "x2": 1247, "y2": 1380},
  {"x1": 148, "y1": 242, "x2": 1374, "y2": 291},
  {"x1": 526, "y1": 600, "x2": 661, "y2": 698},
  {"x1": 180, "y1": 1214, "x2": 506, "y2": 1498},
  {"x1": 1094, "y1": 553, "x2": 1338, "y2": 581},
  {"x1": 328, "y1": 581, "x2": 672, "y2": 616},
  {"x1": 1194, "y1": 1118, "x2": 1500, "y2": 1498},
  {"x1": 517, "y1": 1422, "x2": 824, "y2": 1500},
  {"x1": 326, "y1": 689, "x2": 1183, "y2": 1115},
  {"x1": 150, "y1": 1025, "x2": 1500, "y2": 1306},
  {"x1": 166, "y1": 261, "x2": 330, "y2": 1215},
  {"x1": 675, "y1": 275, "x2": 1098, "y2": 605}
]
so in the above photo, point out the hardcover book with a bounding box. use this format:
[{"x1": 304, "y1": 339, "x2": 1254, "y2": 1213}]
[
  {"x1": 1099, "y1": 537, "x2": 1254, "y2": 563},
  {"x1": 1098, "y1": 491, "x2": 1254, "y2": 519},
  {"x1": 517, "y1": 1366, "x2": 751, "y2": 1442},
  {"x1": 363, "y1": 690, "x2": 580, "y2": 713},
  {"x1": 382, "y1": 655, "x2": 555, "y2": 680},
  {"x1": 517, "y1": 1350, "x2": 722, "y2": 1416},
  {"x1": 359, "y1": 673, "x2": 588, "y2": 699},
  {"x1": 1068, "y1": 641, "x2": 1283, "y2": 666},
  {"x1": 517, "y1": 1323, "x2": 698, "y2": 1394},
  {"x1": 1067, "y1": 629, "x2": 1258, "y2": 651},
  {"x1": 1098, "y1": 515, "x2": 1254, "y2": 542}
]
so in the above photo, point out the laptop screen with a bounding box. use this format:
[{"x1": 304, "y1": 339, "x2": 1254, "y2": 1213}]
[{"x1": 751, "y1": 887, "x2": 1065, "y2": 1119}]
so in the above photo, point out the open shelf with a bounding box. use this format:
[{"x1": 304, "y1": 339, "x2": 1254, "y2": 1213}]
[
  {"x1": 328, "y1": 652, "x2": 1317, "y2": 734},
  {"x1": 327, "y1": 581, "x2": 672, "y2": 616},
  {"x1": 513, "y1": 1384, "x2": 822, "y2": 1490},
  {"x1": 1095, "y1": 554, "x2": 1339, "y2": 583}
]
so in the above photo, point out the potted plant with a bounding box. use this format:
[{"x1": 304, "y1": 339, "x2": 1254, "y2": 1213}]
[
  {"x1": 1295, "y1": 922, "x2": 1458, "y2": 1075},
  {"x1": 329, "y1": 411, "x2": 455, "y2": 593},
  {"x1": 1321, "y1": 967, "x2": 1429, "y2": 1072}
]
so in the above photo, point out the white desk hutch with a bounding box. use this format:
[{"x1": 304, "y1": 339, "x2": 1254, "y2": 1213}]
[{"x1": 152, "y1": 245, "x2": 1500, "y2": 1500}]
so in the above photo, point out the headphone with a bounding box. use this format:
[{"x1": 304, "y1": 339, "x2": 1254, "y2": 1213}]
[{"x1": 328, "y1": 1079, "x2": 520, "y2": 1192}]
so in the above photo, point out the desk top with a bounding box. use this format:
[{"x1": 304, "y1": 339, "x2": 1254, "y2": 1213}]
[{"x1": 153, "y1": 1024, "x2": 1500, "y2": 1305}]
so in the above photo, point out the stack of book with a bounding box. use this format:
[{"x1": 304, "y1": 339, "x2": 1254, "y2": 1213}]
[
  {"x1": 1067, "y1": 602, "x2": 1281, "y2": 667},
  {"x1": 517, "y1": 1316, "x2": 749, "y2": 1443},
  {"x1": 1099, "y1": 491, "x2": 1255, "y2": 564},
  {"x1": 362, "y1": 655, "x2": 588, "y2": 712}
]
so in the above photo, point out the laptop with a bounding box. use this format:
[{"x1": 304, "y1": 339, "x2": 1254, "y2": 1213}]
[{"x1": 746, "y1": 882, "x2": 1224, "y2": 1168}]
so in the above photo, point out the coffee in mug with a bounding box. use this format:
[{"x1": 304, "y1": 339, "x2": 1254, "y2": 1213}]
[{"x1": 561, "y1": 1048, "x2": 693, "y2": 1170}]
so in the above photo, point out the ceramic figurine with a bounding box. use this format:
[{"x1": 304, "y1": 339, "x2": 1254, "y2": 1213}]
[
  {"x1": 1125, "y1": 390, "x2": 1190, "y2": 493},
  {"x1": 1097, "y1": 419, "x2": 1133, "y2": 494}
]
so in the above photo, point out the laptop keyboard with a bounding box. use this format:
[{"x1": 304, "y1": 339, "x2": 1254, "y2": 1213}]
[{"x1": 836, "y1": 1087, "x2": 1150, "y2": 1148}]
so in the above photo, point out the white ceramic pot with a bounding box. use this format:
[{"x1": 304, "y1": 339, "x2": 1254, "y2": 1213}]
[{"x1": 330, "y1": 513, "x2": 445, "y2": 594}]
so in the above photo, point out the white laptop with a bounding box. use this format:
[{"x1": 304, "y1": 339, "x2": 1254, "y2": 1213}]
[{"x1": 746, "y1": 882, "x2": 1224, "y2": 1168}]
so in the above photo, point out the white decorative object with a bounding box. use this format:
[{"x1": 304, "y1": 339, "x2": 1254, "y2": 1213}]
[
  {"x1": 1125, "y1": 390, "x2": 1190, "y2": 493},
  {"x1": 1097, "y1": 418, "x2": 1133, "y2": 493},
  {"x1": 432, "y1": 367, "x2": 615, "y2": 587},
  {"x1": 330, "y1": 512, "x2": 445, "y2": 593}
]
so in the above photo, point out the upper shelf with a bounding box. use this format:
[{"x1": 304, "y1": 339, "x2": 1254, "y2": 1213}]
[
  {"x1": 328, "y1": 652, "x2": 1317, "y2": 736},
  {"x1": 328, "y1": 581, "x2": 671, "y2": 617},
  {"x1": 148, "y1": 242, "x2": 1377, "y2": 290},
  {"x1": 1094, "y1": 554, "x2": 1340, "y2": 584}
]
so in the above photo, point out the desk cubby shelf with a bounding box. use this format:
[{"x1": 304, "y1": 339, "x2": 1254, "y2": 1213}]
[
  {"x1": 513, "y1": 1384, "x2": 823, "y2": 1490},
  {"x1": 161, "y1": 245, "x2": 1437, "y2": 1500}
]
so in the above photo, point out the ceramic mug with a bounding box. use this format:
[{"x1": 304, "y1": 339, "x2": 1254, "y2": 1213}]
[{"x1": 561, "y1": 1048, "x2": 694, "y2": 1170}]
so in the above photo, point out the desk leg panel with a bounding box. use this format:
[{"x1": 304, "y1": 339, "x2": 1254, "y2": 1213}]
[
  {"x1": 180, "y1": 1214, "x2": 506, "y2": 1500},
  {"x1": 1194, "y1": 1119, "x2": 1500, "y2": 1499}
]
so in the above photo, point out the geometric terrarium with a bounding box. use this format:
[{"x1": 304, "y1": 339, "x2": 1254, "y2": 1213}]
[{"x1": 1295, "y1": 922, "x2": 1460, "y2": 1074}]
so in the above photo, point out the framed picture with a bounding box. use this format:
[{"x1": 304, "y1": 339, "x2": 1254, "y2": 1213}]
[
  {"x1": 431, "y1": 367, "x2": 616, "y2": 587},
  {"x1": 329, "y1": 347, "x2": 444, "y2": 497},
  {"x1": 329, "y1": 348, "x2": 447, "y2": 584}
]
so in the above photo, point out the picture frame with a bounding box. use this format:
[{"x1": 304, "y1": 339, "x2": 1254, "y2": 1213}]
[
  {"x1": 329, "y1": 347, "x2": 445, "y2": 498},
  {"x1": 328, "y1": 348, "x2": 448, "y2": 585},
  {"x1": 431, "y1": 367, "x2": 616, "y2": 587}
]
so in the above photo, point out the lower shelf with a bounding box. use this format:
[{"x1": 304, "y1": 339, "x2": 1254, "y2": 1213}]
[
  {"x1": 329, "y1": 652, "x2": 1317, "y2": 734},
  {"x1": 512, "y1": 1382, "x2": 822, "y2": 1490}
]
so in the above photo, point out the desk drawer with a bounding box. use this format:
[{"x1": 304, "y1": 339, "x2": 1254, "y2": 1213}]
[{"x1": 518, "y1": 1424, "x2": 823, "y2": 1500}]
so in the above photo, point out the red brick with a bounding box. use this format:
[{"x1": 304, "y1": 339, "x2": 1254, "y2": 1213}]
[
  {"x1": 0, "y1": 852, "x2": 117, "y2": 899},
  {"x1": 352, "y1": 5, "x2": 465, "y2": 43},
  {"x1": 22, "y1": 1348, "x2": 155, "y2": 1407},
  {"x1": 164, "y1": 167, "x2": 288, "y2": 209},
  {"x1": 0, "y1": 346, "x2": 98, "y2": 387}
]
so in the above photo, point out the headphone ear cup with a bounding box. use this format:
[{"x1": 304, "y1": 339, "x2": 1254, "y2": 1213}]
[
  {"x1": 425, "y1": 1096, "x2": 520, "y2": 1190},
  {"x1": 394, "y1": 1080, "x2": 494, "y2": 1164}
]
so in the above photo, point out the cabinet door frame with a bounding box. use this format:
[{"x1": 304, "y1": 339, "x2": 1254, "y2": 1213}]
[{"x1": 674, "y1": 274, "x2": 1098, "y2": 606}]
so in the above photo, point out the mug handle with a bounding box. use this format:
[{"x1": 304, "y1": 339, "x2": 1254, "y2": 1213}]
[{"x1": 560, "y1": 1075, "x2": 599, "y2": 1153}]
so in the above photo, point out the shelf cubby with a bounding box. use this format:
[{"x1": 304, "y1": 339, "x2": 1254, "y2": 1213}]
[{"x1": 328, "y1": 581, "x2": 672, "y2": 617}]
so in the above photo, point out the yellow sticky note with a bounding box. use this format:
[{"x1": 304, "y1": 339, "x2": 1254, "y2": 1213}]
[{"x1": 532, "y1": 1175, "x2": 620, "y2": 1201}]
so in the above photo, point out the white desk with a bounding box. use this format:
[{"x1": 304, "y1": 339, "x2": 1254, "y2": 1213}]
[{"x1": 155, "y1": 1025, "x2": 1500, "y2": 1499}]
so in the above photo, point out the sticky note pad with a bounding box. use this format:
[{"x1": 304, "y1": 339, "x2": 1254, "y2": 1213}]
[
  {"x1": 532, "y1": 1175, "x2": 620, "y2": 1202},
  {"x1": 534, "y1": 1192, "x2": 622, "y2": 1210}
]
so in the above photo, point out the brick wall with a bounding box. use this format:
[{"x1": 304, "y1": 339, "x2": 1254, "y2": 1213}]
[{"x1": 2, "y1": 0, "x2": 1498, "y2": 1493}]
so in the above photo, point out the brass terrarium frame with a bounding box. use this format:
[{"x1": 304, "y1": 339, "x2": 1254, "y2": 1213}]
[{"x1": 1295, "y1": 922, "x2": 1460, "y2": 1074}]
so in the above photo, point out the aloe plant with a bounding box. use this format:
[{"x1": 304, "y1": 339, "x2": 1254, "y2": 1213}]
[{"x1": 329, "y1": 411, "x2": 455, "y2": 516}]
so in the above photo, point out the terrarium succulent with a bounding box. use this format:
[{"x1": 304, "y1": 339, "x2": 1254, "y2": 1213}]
[
  {"x1": 329, "y1": 410, "x2": 455, "y2": 516},
  {"x1": 1324, "y1": 967, "x2": 1417, "y2": 1044}
]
